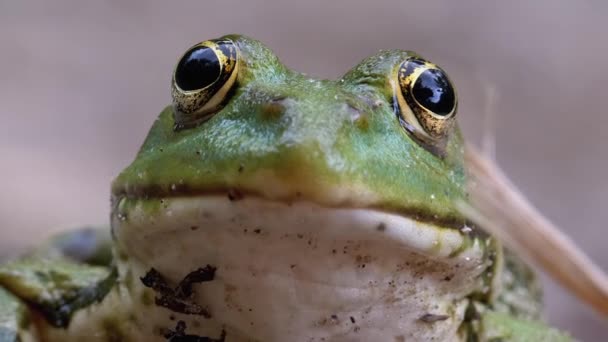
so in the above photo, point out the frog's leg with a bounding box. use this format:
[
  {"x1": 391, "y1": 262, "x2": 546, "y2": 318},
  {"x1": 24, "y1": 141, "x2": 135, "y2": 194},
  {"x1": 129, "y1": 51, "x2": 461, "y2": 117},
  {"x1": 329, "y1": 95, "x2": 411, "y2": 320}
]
[
  {"x1": 476, "y1": 311, "x2": 572, "y2": 342},
  {"x1": 461, "y1": 246, "x2": 572, "y2": 341},
  {"x1": 0, "y1": 286, "x2": 33, "y2": 342},
  {"x1": 0, "y1": 227, "x2": 119, "y2": 341},
  {"x1": 492, "y1": 248, "x2": 544, "y2": 320}
]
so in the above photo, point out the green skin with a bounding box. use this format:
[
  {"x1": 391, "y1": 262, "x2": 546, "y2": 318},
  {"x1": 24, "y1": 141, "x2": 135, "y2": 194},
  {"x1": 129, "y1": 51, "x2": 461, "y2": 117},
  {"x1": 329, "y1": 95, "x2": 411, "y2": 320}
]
[{"x1": 0, "y1": 35, "x2": 570, "y2": 341}]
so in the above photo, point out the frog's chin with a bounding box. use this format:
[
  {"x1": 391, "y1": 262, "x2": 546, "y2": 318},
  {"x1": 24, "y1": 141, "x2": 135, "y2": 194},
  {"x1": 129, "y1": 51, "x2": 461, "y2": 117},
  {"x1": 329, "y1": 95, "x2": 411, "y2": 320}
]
[{"x1": 111, "y1": 195, "x2": 487, "y2": 341}]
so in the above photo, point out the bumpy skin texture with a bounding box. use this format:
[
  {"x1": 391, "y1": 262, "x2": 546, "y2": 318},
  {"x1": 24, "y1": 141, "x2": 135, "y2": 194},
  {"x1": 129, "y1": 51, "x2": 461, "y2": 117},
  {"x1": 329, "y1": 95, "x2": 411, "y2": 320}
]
[{"x1": 0, "y1": 35, "x2": 570, "y2": 341}]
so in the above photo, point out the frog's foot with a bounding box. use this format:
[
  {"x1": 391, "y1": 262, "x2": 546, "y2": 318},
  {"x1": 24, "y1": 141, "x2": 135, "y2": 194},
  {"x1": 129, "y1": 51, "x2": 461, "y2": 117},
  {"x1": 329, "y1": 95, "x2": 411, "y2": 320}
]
[
  {"x1": 111, "y1": 195, "x2": 490, "y2": 342},
  {"x1": 0, "y1": 253, "x2": 117, "y2": 341}
]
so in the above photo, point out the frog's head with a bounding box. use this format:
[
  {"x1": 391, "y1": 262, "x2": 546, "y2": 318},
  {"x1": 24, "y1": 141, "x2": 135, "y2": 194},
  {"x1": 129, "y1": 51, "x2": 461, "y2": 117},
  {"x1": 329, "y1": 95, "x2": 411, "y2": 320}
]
[
  {"x1": 113, "y1": 34, "x2": 465, "y2": 226},
  {"x1": 110, "y1": 35, "x2": 487, "y2": 340}
]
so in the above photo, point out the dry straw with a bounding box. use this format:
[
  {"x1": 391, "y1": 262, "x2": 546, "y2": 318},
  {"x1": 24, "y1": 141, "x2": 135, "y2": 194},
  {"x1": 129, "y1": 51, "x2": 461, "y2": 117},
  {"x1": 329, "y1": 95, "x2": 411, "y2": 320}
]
[{"x1": 458, "y1": 144, "x2": 608, "y2": 317}]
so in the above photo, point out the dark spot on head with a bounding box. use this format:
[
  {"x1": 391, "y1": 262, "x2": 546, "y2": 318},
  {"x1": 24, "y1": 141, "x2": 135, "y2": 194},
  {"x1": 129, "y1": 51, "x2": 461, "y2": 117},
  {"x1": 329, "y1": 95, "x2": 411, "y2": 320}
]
[
  {"x1": 350, "y1": 316, "x2": 356, "y2": 324},
  {"x1": 190, "y1": 226, "x2": 199, "y2": 231},
  {"x1": 376, "y1": 223, "x2": 386, "y2": 232},
  {"x1": 253, "y1": 228, "x2": 261, "y2": 234},
  {"x1": 259, "y1": 98, "x2": 286, "y2": 121},
  {"x1": 238, "y1": 164, "x2": 244, "y2": 173}
]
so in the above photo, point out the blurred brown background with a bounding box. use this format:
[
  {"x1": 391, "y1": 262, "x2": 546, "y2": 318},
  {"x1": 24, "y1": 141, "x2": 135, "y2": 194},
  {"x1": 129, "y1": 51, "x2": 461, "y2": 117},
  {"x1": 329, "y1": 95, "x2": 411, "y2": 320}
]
[{"x1": 1, "y1": 0, "x2": 606, "y2": 339}]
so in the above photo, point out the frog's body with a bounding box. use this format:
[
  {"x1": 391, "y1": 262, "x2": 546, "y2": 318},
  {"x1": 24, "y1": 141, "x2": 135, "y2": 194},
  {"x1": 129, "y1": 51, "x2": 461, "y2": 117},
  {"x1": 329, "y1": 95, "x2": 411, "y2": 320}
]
[{"x1": 0, "y1": 35, "x2": 569, "y2": 341}]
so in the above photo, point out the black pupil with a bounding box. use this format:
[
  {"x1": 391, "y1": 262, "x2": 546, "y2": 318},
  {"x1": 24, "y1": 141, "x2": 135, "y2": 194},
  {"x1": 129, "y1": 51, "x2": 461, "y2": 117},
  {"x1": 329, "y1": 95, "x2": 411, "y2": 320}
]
[
  {"x1": 412, "y1": 69, "x2": 455, "y2": 116},
  {"x1": 175, "y1": 46, "x2": 221, "y2": 91}
]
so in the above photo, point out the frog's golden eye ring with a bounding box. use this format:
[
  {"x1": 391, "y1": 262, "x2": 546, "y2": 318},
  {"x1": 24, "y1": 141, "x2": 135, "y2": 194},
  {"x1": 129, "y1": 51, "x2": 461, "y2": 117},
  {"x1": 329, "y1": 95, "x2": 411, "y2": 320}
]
[
  {"x1": 394, "y1": 58, "x2": 457, "y2": 140},
  {"x1": 171, "y1": 39, "x2": 238, "y2": 128}
]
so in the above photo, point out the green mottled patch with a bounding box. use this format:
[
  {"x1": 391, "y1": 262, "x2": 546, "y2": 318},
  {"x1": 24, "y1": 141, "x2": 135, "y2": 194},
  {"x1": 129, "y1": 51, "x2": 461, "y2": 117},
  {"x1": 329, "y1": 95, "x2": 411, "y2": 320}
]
[
  {"x1": 478, "y1": 311, "x2": 571, "y2": 341},
  {"x1": 0, "y1": 287, "x2": 28, "y2": 342},
  {"x1": 492, "y1": 249, "x2": 543, "y2": 319},
  {"x1": 0, "y1": 258, "x2": 117, "y2": 328}
]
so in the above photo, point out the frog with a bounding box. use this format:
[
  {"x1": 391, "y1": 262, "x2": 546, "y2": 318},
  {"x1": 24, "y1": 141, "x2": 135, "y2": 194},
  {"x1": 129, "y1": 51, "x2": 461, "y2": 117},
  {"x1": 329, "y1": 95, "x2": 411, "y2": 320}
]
[{"x1": 0, "y1": 35, "x2": 571, "y2": 341}]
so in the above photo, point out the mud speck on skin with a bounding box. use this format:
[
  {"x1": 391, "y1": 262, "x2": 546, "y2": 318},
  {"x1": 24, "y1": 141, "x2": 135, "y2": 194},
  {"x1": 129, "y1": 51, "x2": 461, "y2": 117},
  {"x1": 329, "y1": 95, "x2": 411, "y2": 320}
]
[
  {"x1": 164, "y1": 320, "x2": 226, "y2": 342},
  {"x1": 140, "y1": 266, "x2": 216, "y2": 317},
  {"x1": 418, "y1": 313, "x2": 449, "y2": 323},
  {"x1": 227, "y1": 189, "x2": 244, "y2": 201},
  {"x1": 175, "y1": 266, "x2": 217, "y2": 298},
  {"x1": 330, "y1": 314, "x2": 339, "y2": 324}
]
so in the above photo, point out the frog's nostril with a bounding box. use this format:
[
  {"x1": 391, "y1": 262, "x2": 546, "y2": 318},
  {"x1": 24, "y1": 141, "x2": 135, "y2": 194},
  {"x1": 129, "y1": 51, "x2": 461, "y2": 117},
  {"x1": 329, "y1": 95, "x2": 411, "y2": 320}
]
[
  {"x1": 345, "y1": 103, "x2": 362, "y2": 122},
  {"x1": 344, "y1": 102, "x2": 370, "y2": 130}
]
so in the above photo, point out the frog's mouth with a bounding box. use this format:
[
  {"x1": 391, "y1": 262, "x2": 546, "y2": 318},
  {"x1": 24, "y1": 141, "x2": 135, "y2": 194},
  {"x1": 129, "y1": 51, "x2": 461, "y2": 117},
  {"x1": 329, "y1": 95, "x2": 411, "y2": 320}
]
[{"x1": 112, "y1": 193, "x2": 480, "y2": 263}]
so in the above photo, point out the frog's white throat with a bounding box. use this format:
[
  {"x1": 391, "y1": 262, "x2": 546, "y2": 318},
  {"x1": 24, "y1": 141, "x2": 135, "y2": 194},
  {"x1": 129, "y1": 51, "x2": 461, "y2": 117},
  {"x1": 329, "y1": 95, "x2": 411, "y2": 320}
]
[{"x1": 111, "y1": 195, "x2": 488, "y2": 341}]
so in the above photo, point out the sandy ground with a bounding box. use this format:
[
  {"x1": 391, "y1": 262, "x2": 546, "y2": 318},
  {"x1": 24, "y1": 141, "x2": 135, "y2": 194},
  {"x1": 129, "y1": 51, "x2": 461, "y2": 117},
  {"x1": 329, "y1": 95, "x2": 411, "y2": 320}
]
[{"x1": 1, "y1": 1, "x2": 606, "y2": 339}]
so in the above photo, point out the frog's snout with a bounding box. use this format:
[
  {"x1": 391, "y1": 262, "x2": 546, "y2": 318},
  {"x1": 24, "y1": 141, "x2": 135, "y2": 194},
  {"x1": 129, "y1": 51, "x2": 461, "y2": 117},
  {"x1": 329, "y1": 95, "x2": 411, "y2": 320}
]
[{"x1": 250, "y1": 85, "x2": 373, "y2": 132}]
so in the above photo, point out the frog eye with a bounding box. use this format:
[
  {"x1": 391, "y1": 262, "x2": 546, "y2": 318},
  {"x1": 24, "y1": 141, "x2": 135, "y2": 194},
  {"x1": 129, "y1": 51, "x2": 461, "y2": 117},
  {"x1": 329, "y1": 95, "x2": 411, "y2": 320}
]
[
  {"x1": 171, "y1": 39, "x2": 239, "y2": 127},
  {"x1": 394, "y1": 58, "x2": 457, "y2": 140}
]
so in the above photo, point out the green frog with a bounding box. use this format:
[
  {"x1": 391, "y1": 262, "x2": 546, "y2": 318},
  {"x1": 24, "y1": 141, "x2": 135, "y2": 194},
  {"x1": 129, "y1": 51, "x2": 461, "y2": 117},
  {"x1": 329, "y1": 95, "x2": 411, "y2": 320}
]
[{"x1": 0, "y1": 35, "x2": 570, "y2": 341}]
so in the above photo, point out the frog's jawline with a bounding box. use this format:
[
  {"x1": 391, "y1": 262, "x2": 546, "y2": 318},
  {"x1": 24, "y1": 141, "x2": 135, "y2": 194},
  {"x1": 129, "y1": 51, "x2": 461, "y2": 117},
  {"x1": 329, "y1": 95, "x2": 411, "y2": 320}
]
[
  {"x1": 115, "y1": 195, "x2": 479, "y2": 269},
  {"x1": 113, "y1": 186, "x2": 469, "y2": 230}
]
